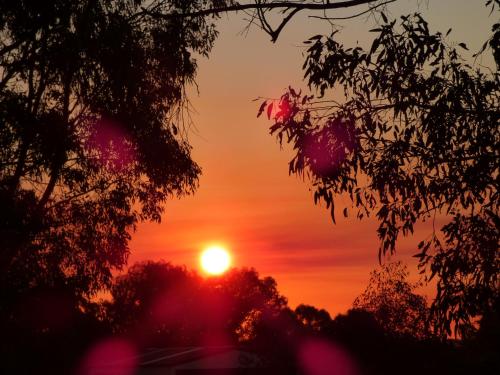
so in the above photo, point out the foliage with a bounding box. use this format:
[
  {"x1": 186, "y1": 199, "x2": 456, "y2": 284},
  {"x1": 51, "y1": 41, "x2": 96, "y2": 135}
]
[
  {"x1": 263, "y1": 9, "x2": 500, "y2": 335},
  {"x1": 353, "y1": 262, "x2": 432, "y2": 339},
  {"x1": 0, "y1": 0, "x2": 219, "y2": 313},
  {"x1": 106, "y1": 261, "x2": 203, "y2": 346},
  {"x1": 89, "y1": 261, "x2": 500, "y2": 373},
  {"x1": 104, "y1": 261, "x2": 289, "y2": 346},
  {"x1": 294, "y1": 303, "x2": 332, "y2": 333},
  {"x1": 208, "y1": 267, "x2": 289, "y2": 341}
]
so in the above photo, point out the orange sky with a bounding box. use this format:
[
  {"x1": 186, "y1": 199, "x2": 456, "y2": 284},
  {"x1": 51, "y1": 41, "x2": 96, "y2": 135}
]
[{"x1": 129, "y1": 1, "x2": 494, "y2": 316}]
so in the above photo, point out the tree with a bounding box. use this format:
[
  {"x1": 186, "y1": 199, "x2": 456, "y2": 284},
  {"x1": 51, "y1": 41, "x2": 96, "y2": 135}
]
[
  {"x1": 208, "y1": 267, "x2": 289, "y2": 341},
  {"x1": 353, "y1": 262, "x2": 432, "y2": 339},
  {"x1": 0, "y1": 0, "x2": 219, "y2": 316},
  {"x1": 104, "y1": 262, "x2": 290, "y2": 346},
  {"x1": 105, "y1": 261, "x2": 203, "y2": 346},
  {"x1": 295, "y1": 303, "x2": 332, "y2": 333},
  {"x1": 263, "y1": 4, "x2": 500, "y2": 335}
]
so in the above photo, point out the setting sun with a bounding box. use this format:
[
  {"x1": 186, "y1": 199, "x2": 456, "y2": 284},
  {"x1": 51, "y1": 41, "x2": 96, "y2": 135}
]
[{"x1": 200, "y1": 245, "x2": 231, "y2": 275}]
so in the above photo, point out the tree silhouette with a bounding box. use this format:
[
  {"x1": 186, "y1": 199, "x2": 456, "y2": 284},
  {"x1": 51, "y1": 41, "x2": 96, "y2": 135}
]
[
  {"x1": 353, "y1": 262, "x2": 432, "y2": 339},
  {"x1": 0, "y1": 0, "x2": 217, "y2": 321},
  {"x1": 202, "y1": 268, "x2": 288, "y2": 344},
  {"x1": 104, "y1": 262, "x2": 290, "y2": 347},
  {"x1": 295, "y1": 303, "x2": 332, "y2": 334},
  {"x1": 263, "y1": 6, "x2": 499, "y2": 335},
  {"x1": 147, "y1": 0, "x2": 394, "y2": 42},
  {"x1": 105, "y1": 261, "x2": 203, "y2": 346}
]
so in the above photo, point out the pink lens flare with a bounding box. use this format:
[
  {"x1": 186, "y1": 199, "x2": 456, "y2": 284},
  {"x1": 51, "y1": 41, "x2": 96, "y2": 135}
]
[
  {"x1": 87, "y1": 119, "x2": 136, "y2": 172},
  {"x1": 303, "y1": 117, "x2": 357, "y2": 178},
  {"x1": 299, "y1": 338, "x2": 359, "y2": 375},
  {"x1": 77, "y1": 338, "x2": 137, "y2": 375}
]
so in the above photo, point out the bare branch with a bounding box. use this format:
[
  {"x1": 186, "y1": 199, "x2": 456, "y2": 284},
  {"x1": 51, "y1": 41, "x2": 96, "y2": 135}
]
[
  {"x1": 154, "y1": 1, "x2": 387, "y2": 18},
  {"x1": 144, "y1": 1, "x2": 394, "y2": 41},
  {"x1": 309, "y1": 0, "x2": 395, "y2": 21}
]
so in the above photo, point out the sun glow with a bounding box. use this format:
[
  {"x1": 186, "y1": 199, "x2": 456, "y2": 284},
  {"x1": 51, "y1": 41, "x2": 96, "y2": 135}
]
[{"x1": 200, "y1": 245, "x2": 231, "y2": 275}]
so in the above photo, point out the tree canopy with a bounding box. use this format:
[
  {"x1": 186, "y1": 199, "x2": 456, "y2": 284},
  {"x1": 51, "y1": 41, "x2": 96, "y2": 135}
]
[
  {"x1": 101, "y1": 261, "x2": 490, "y2": 374},
  {"x1": 105, "y1": 261, "x2": 289, "y2": 346},
  {"x1": 353, "y1": 262, "x2": 432, "y2": 339},
  {"x1": 263, "y1": 6, "x2": 499, "y2": 335},
  {"x1": 0, "y1": 0, "x2": 221, "y2": 310}
]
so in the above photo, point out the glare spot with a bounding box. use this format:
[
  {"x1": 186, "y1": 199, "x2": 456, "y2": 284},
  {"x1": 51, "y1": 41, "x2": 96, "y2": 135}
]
[{"x1": 299, "y1": 338, "x2": 359, "y2": 375}]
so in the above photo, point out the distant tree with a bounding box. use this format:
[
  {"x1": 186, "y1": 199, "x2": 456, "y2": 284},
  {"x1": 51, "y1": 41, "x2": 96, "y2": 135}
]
[
  {"x1": 0, "y1": 0, "x2": 218, "y2": 319},
  {"x1": 332, "y1": 308, "x2": 385, "y2": 341},
  {"x1": 218, "y1": 268, "x2": 288, "y2": 309},
  {"x1": 295, "y1": 303, "x2": 332, "y2": 333},
  {"x1": 264, "y1": 4, "x2": 500, "y2": 335},
  {"x1": 105, "y1": 262, "x2": 290, "y2": 346},
  {"x1": 330, "y1": 309, "x2": 386, "y2": 370},
  {"x1": 105, "y1": 261, "x2": 202, "y2": 346},
  {"x1": 330, "y1": 308, "x2": 474, "y2": 375},
  {"x1": 468, "y1": 298, "x2": 500, "y2": 372},
  {"x1": 353, "y1": 262, "x2": 432, "y2": 339}
]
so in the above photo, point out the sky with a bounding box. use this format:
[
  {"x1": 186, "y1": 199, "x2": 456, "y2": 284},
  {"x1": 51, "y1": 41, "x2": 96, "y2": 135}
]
[{"x1": 129, "y1": 0, "x2": 495, "y2": 316}]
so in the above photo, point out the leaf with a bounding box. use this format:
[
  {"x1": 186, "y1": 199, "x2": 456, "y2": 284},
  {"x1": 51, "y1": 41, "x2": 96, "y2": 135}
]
[
  {"x1": 370, "y1": 37, "x2": 380, "y2": 55},
  {"x1": 309, "y1": 34, "x2": 323, "y2": 41},
  {"x1": 257, "y1": 100, "x2": 267, "y2": 118},
  {"x1": 458, "y1": 42, "x2": 468, "y2": 50},
  {"x1": 269, "y1": 123, "x2": 282, "y2": 134},
  {"x1": 330, "y1": 199, "x2": 336, "y2": 224},
  {"x1": 267, "y1": 102, "x2": 274, "y2": 120}
]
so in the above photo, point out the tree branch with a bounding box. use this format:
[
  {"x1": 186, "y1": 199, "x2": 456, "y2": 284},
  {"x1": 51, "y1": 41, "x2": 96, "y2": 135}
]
[
  {"x1": 144, "y1": 1, "x2": 392, "y2": 42},
  {"x1": 46, "y1": 178, "x2": 122, "y2": 210},
  {"x1": 155, "y1": 1, "x2": 384, "y2": 18},
  {"x1": 164, "y1": 0, "x2": 384, "y2": 17},
  {"x1": 308, "y1": 0, "x2": 395, "y2": 21},
  {"x1": 269, "y1": 7, "x2": 301, "y2": 42},
  {"x1": 38, "y1": 71, "x2": 72, "y2": 209}
]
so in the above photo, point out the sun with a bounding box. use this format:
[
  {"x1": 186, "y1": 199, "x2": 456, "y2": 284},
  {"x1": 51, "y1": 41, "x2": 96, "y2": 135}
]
[{"x1": 200, "y1": 245, "x2": 231, "y2": 275}]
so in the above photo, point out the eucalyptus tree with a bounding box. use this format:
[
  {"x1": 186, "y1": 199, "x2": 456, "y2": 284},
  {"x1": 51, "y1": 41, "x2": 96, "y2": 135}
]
[
  {"x1": 0, "y1": 0, "x2": 219, "y2": 313},
  {"x1": 262, "y1": 3, "x2": 500, "y2": 335},
  {"x1": 353, "y1": 262, "x2": 432, "y2": 339}
]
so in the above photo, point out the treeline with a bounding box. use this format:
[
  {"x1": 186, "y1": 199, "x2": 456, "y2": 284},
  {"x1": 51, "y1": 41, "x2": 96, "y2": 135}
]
[{"x1": 2, "y1": 261, "x2": 498, "y2": 374}]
